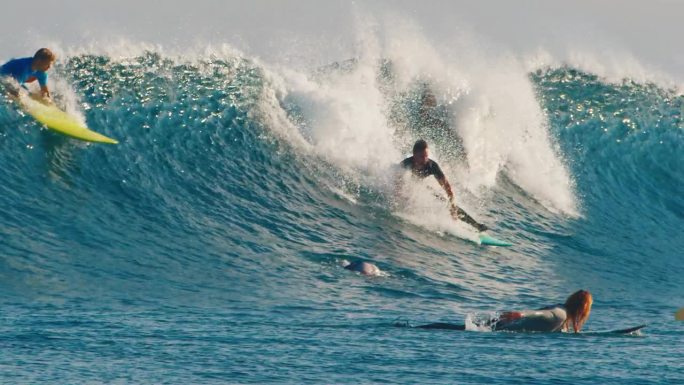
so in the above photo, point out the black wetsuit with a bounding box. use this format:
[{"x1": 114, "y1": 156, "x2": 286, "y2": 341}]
[
  {"x1": 400, "y1": 156, "x2": 445, "y2": 179},
  {"x1": 416, "y1": 305, "x2": 568, "y2": 332}
]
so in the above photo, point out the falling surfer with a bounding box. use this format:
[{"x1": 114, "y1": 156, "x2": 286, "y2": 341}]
[{"x1": 396, "y1": 139, "x2": 488, "y2": 232}]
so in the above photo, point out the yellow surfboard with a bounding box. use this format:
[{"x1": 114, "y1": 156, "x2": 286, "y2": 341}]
[
  {"x1": 19, "y1": 95, "x2": 118, "y2": 144},
  {"x1": 676, "y1": 308, "x2": 684, "y2": 321}
]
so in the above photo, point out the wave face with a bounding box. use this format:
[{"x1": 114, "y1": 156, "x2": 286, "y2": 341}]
[
  {"x1": 533, "y1": 68, "x2": 684, "y2": 300},
  {"x1": 1, "y1": 52, "x2": 682, "y2": 384}
]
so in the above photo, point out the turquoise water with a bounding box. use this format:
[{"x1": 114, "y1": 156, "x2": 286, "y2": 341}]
[{"x1": 1, "y1": 53, "x2": 682, "y2": 384}]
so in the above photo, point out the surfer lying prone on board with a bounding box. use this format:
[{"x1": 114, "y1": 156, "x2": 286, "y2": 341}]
[
  {"x1": 418, "y1": 290, "x2": 593, "y2": 333},
  {"x1": 0, "y1": 48, "x2": 55, "y2": 100},
  {"x1": 396, "y1": 139, "x2": 487, "y2": 232}
]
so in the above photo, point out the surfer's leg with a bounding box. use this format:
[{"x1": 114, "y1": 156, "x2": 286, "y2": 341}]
[
  {"x1": 450, "y1": 206, "x2": 488, "y2": 232},
  {"x1": 416, "y1": 322, "x2": 465, "y2": 330}
]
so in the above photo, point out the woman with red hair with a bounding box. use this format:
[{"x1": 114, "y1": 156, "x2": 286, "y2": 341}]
[{"x1": 417, "y1": 290, "x2": 593, "y2": 333}]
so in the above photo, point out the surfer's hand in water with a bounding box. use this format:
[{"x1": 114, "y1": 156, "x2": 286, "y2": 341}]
[
  {"x1": 476, "y1": 223, "x2": 488, "y2": 232},
  {"x1": 29, "y1": 92, "x2": 54, "y2": 106},
  {"x1": 40, "y1": 85, "x2": 51, "y2": 100}
]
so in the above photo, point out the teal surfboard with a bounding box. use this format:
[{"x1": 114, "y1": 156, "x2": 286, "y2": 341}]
[{"x1": 478, "y1": 233, "x2": 513, "y2": 247}]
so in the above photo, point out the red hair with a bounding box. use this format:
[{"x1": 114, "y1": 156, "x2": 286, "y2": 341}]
[{"x1": 563, "y1": 290, "x2": 593, "y2": 333}]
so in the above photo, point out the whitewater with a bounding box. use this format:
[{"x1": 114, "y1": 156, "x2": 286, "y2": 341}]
[{"x1": 1, "y1": 5, "x2": 683, "y2": 385}]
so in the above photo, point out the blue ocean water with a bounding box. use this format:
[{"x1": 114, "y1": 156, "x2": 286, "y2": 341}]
[{"x1": 0, "y1": 52, "x2": 682, "y2": 384}]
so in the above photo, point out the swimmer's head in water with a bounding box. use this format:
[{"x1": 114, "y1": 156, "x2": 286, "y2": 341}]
[
  {"x1": 563, "y1": 290, "x2": 593, "y2": 333},
  {"x1": 344, "y1": 261, "x2": 381, "y2": 276}
]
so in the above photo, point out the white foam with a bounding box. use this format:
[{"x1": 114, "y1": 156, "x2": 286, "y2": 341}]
[
  {"x1": 265, "y1": 12, "x2": 579, "y2": 217},
  {"x1": 273, "y1": 49, "x2": 400, "y2": 175},
  {"x1": 464, "y1": 312, "x2": 495, "y2": 332},
  {"x1": 452, "y1": 56, "x2": 579, "y2": 216},
  {"x1": 24, "y1": 9, "x2": 684, "y2": 221},
  {"x1": 49, "y1": 76, "x2": 86, "y2": 125},
  {"x1": 395, "y1": 177, "x2": 480, "y2": 242}
]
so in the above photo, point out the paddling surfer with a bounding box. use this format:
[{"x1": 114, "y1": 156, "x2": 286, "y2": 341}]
[{"x1": 417, "y1": 290, "x2": 594, "y2": 333}]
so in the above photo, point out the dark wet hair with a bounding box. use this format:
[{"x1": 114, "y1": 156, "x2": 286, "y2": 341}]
[
  {"x1": 412, "y1": 139, "x2": 428, "y2": 154},
  {"x1": 33, "y1": 48, "x2": 56, "y2": 63}
]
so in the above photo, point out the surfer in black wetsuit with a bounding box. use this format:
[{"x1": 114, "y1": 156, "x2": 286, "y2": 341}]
[
  {"x1": 417, "y1": 290, "x2": 594, "y2": 333},
  {"x1": 398, "y1": 139, "x2": 487, "y2": 232}
]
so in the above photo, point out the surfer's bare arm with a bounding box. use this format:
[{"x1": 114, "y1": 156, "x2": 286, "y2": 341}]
[
  {"x1": 40, "y1": 85, "x2": 50, "y2": 99},
  {"x1": 437, "y1": 176, "x2": 455, "y2": 203}
]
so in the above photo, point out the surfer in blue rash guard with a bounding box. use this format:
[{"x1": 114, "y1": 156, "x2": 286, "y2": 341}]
[
  {"x1": 417, "y1": 290, "x2": 594, "y2": 333},
  {"x1": 0, "y1": 48, "x2": 56, "y2": 100},
  {"x1": 397, "y1": 139, "x2": 488, "y2": 232}
]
